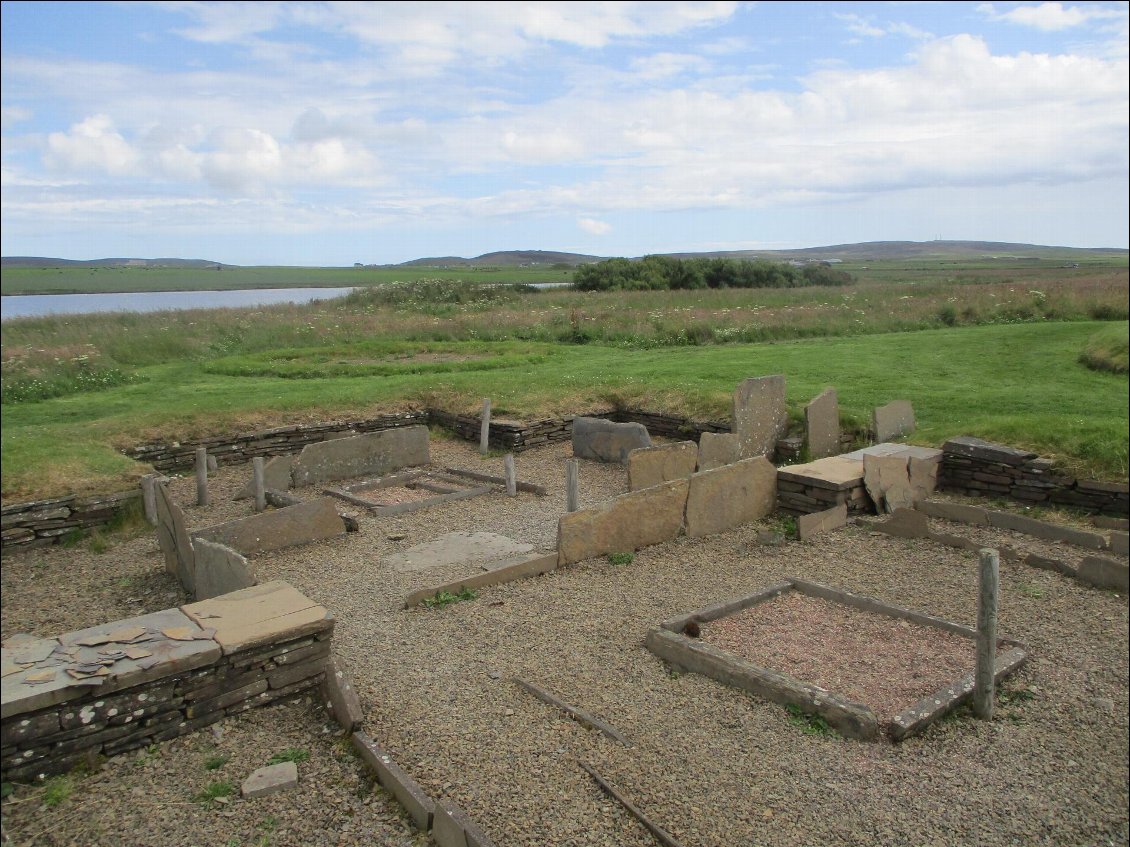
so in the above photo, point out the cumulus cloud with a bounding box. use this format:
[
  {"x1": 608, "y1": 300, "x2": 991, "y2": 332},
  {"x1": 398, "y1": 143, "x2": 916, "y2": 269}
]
[
  {"x1": 577, "y1": 217, "x2": 611, "y2": 235},
  {"x1": 977, "y1": 2, "x2": 1124, "y2": 31},
  {"x1": 45, "y1": 115, "x2": 140, "y2": 176}
]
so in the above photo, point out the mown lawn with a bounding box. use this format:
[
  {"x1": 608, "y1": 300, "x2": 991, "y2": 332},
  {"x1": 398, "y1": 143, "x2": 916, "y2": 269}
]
[{"x1": 1, "y1": 321, "x2": 1125, "y2": 500}]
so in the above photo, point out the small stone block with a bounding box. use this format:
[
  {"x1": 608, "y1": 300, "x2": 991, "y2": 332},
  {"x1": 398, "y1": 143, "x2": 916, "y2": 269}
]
[
  {"x1": 797, "y1": 503, "x2": 848, "y2": 541},
  {"x1": 241, "y1": 761, "x2": 298, "y2": 798}
]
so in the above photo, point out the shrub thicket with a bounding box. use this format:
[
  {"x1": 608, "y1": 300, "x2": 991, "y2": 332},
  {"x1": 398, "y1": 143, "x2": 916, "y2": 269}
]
[{"x1": 573, "y1": 256, "x2": 853, "y2": 291}]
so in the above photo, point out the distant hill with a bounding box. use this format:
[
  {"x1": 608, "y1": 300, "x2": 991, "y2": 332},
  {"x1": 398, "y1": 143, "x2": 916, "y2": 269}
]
[
  {"x1": 392, "y1": 250, "x2": 605, "y2": 268},
  {"x1": 1, "y1": 257, "x2": 231, "y2": 269}
]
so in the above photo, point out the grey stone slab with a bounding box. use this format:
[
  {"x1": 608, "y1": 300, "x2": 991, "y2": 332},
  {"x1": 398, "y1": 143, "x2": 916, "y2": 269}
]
[
  {"x1": 685, "y1": 457, "x2": 777, "y2": 538},
  {"x1": 182, "y1": 580, "x2": 333, "y2": 655},
  {"x1": 192, "y1": 498, "x2": 345, "y2": 557},
  {"x1": 797, "y1": 503, "x2": 848, "y2": 541},
  {"x1": 321, "y1": 655, "x2": 364, "y2": 732},
  {"x1": 986, "y1": 510, "x2": 1107, "y2": 550},
  {"x1": 234, "y1": 455, "x2": 296, "y2": 499},
  {"x1": 863, "y1": 454, "x2": 913, "y2": 514},
  {"x1": 872, "y1": 400, "x2": 915, "y2": 442},
  {"x1": 557, "y1": 479, "x2": 688, "y2": 565},
  {"x1": 873, "y1": 508, "x2": 930, "y2": 539},
  {"x1": 432, "y1": 800, "x2": 470, "y2": 847},
  {"x1": 627, "y1": 441, "x2": 698, "y2": 491},
  {"x1": 155, "y1": 482, "x2": 195, "y2": 596},
  {"x1": 242, "y1": 761, "x2": 298, "y2": 798},
  {"x1": 943, "y1": 436, "x2": 1037, "y2": 466},
  {"x1": 916, "y1": 500, "x2": 990, "y2": 525},
  {"x1": 404, "y1": 553, "x2": 557, "y2": 608},
  {"x1": 192, "y1": 539, "x2": 256, "y2": 601},
  {"x1": 1077, "y1": 556, "x2": 1129, "y2": 592},
  {"x1": 386, "y1": 532, "x2": 534, "y2": 573},
  {"x1": 696, "y1": 432, "x2": 741, "y2": 472},
  {"x1": 291, "y1": 426, "x2": 430, "y2": 488},
  {"x1": 351, "y1": 732, "x2": 435, "y2": 832},
  {"x1": 571, "y1": 417, "x2": 652, "y2": 464},
  {"x1": 1110, "y1": 531, "x2": 1128, "y2": 557},
  {"x1": 732, "y1": 375, "x2": 787, "y2": 459},
  {"x1": 804, "y1": 388, "x2": 840, "y2": 460}
]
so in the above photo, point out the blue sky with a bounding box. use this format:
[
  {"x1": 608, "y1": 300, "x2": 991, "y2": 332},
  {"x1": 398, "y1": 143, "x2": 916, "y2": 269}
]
[{"x1": 1, "y1": 1, "x2": 1127, "y2": 265}]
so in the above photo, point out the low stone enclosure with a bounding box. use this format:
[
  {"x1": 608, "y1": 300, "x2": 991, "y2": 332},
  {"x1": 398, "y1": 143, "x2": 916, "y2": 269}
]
[{"x1": 646, "y1": 578, "x2": 1028, "y2": 742}]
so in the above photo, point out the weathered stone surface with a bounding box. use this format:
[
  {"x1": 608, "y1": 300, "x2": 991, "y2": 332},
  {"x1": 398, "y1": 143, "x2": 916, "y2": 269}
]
[
  {"x1": 242, "y1": 761, "x2": 298, "y2": 798},
  {"x1": 291, "y1": 426, "x2": 430, "y2": 488},
  {"x1": 192, "y1": 539, "x2": 256, "y2": 601},
  {"x1": 351, "y1": 731, "x2": 435, "y2": 832},
  {"x1": 182, "y1": 581, "x2": 333, "y2": 655},
  {"x1": 732, "y1": 375, "x2": 787, "y2": 459},
  {"x1": 1110, "y1": 531, "x2": 1129, "y2": 557},
  {"x1": 321, "y1": 655, "x2": 364, "y2": 732},
  {"x1": 697, "y1": 432, "x2": 741, "y2": 471},
  {"x1": 872, "y1": 400, "x2": 915, "y2": 442},
  {"x1": 685, "y1": 458, "x2": 777, "y2": 538},
  {"x1": 916, "y1": 500, "x2": 989, "y2": 525},
  {"x1": 863, "y1": 454, "x2": 913, "y2": 514},
  {"x1": 192, "y1": 498, "x2": 345, "y2": 557},
  {"x1": 943, "y1": 435, "x2": 1037, "y2": 466},
  {"x1": 571, "y1": 417, "x2": 651, "y2": 464},
  {"x1": 908, "y1": 456, "x2": 939, "y2": 501},
  {"x1": 155, "y1": 483, "x2": 195, "y2": 596},
  {"x1": 873, "y1": 508, "x2": 930, "y2": 539},
  {"x1": 627, "y1": 441, "x2": 698, "y2": 491},
  {"x1": 432, "y1": 799, "x2": 470, "y2": 847},
  {"x1": 777, "y1": 456, "x2": 863, "y2": 491},
  {"x1": 233, "y1": 455, "x2": 295, "y2": 499},
  {"x1": 385, "y1": 532, "x2": 533, "y2": 573},
  {"x1": 557, "y1": 479, "x2": 688, "y2": 565},
  {"x1": 1077, "y1": 556, "x2": 1129, "y2": 592},
  {"x1": 404, "y1": 553, "x2": 557, "y2": 608},
  {"x1": 797, "y1": 503, "x2": 848, "y2": 541},
  {"x1": 804, "y1": 388, "x2": 839, "y2": 460}
]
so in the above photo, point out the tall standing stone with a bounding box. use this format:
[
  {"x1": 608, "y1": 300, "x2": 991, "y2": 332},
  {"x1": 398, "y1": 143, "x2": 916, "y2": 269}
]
[
  {"x1": 732, "y1": 375, "x2": 788, "y2": 459},
  {"x1": 804, "y1": 387, "x2": 840, "y2": 460}
]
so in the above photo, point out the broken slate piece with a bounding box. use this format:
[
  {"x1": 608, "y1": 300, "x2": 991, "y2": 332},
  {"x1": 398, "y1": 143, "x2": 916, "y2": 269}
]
[
  {"x1": 192, "y1": 628, "x2": 217, "y2": 641},
  {"x1": 10, "y1": 641, "x2": 58, "y2": 664},
  {"x1": 73, "y1": 634, "x2": 113, "y2": 648},
  {"x1": 107, "y1": 626, "x2": 147, "y2": 643},
  {"x1": 135, "y1": 657, "x2": 162, "y2": 670},
  {"x1": 2, "y1": 661, "x2": 34, "y2": 678},
  {"x1": 241, "y1": 762, "x2": 298, "y2": 799},
  {"x1": 24, "y1": 670, "x2": 57, "y2": 685},
  {"x1": 162, "y1": 627, "x2": 196, "y2": 641},
  {"x1": 124, "y1": 647, "x2": 153, "y2": 660}
]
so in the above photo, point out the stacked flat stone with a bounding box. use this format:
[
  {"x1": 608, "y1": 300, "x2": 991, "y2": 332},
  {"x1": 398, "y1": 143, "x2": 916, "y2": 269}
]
[{"x1": 0, "y1": 491, "x2": 142, "y2": 551}]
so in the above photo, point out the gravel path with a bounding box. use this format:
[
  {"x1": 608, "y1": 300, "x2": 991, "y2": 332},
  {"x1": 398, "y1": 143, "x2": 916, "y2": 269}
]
[{"x1": 2, "y1": 438, "x2": 1127, "y2": 847}]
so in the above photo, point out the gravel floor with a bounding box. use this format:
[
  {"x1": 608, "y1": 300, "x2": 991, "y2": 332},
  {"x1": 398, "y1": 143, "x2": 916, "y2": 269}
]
[{"x1": 2, "y1": 438, "x2": 1127, "y2": 847}]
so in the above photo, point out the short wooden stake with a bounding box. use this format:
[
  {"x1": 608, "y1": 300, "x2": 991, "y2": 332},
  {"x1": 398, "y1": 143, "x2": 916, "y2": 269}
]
[
  {"x1": 566, "y1": 458, "x2": 579, "y2": 513},
  {"x1": 252, "y1": 456, "x2": 267, "y2": 513},
  {"x1": 503, "y1": 453, "x2": 517, "y2": 497},
  {"x1": 141, "y1": 474, "x2": 160, "y2": 525},
  {"x1": 479, "y1": 398, "x2": 491, "y2": 454},
  {"x1": 195, "y1": 447, "x2": 210, "y2": 507},
  {"x1": 973, "y1": 548, "x2": 999, "y2": 720}
]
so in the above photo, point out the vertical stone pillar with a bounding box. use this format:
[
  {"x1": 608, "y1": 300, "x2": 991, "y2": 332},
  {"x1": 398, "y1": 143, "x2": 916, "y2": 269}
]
[
  {"x1": 566, "y1": 459, "x2": 579, "y2": 513},
  {"x1": 479, "y1": 398, "x2": 492, "y2": 455},
  {"x1": 252, "y1": 457, "x2": 267, "y2": 513},
  {"x1": 195, "y1": 448, "x2": 210, "y2": 507},
  {"x1": 504, "y1": 454, "x2": 517, "y2": 497},
  {"x1": 974, "y1": 548, "x2": 999, "y2": 720},
  {"x1": 141, "y1": 473, "x2": 160, "y2": 525}
]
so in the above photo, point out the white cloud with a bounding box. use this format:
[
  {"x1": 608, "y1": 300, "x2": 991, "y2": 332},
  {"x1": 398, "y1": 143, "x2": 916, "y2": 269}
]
[
  {"x1": 977, "y1": 2, "x2": 1124, "y2": 31},
  {"x1": 577, "y1": 217, "x2": 611, "y2": 235},
  {"x1": 45, "y1": 115, "x2": 140, "y2": 176}
]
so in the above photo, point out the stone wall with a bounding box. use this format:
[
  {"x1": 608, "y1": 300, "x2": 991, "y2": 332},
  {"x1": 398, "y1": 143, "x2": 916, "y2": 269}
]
[
  {"x1": 940, "y1": 436, "x2": 1129, "y2": 517},
  {"x1": 1, "y1": 582, "x2": 331, "y2": 782},
  {"x1": 1, "y1": 490, "x2": 142, "y2": 552}
]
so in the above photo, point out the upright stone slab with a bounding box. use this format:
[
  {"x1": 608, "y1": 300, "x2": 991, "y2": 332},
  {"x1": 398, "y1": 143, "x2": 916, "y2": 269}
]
[
  {"x1": 571, "y1": 417, "x2": 652, "y2": 464},
  {"x1": 193, "y1": 539, "x2": 256, "y2": 601},
  {"x1": 804, "y1": 388, "x2": 840, "y2": 460},
  {"x1": 557, "y1": 479, "x2": 689, "y2": 565},
  {"x1": 291, "y1": 426, "x2": 430, "y2": 488},
  {"x1": 192, "y1": 498, "x2": 345, "y2": 557},
  {"x1": 154, "y1": 483, "x2": 195, "y2": 597},
  {"x1": 863, "y1": 454, "x2": 913, "y2": 514},
  {"x1": 797, "y1": 503, "x2": 848, "y2": 541},
  {"x1": 234, "y1": 455, "x2": 296, "y2": 500},
  {"x1": 732, "y1": 375, "x2": 787, "y2": 459},
  {"x1": 908, "y1": 455, "x2": 940, "y2": 503},
  {"x1": 872, "y1": 400, "x2": 915, "y2": 442},
  {"x1": 685, "y1": 457, "x2": 777, "y2": 538},
  {"x1": 697, "y1": 432, "x2": 741, "y2": 471},
  {"x1": 627, "y1": 441, "x2": 698, "y2": 491}
]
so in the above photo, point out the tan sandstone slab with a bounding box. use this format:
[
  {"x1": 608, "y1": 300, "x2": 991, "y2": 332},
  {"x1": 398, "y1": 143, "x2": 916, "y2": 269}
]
[
  {"x1": 627, "y1": 441, "x2": 698, "y2": 491},
  {"x1": 193, "y1": 538, "x2": 257, "y2": 601},
  {"x1": 291, "y1": 425, "x2": 430, "y2": 488},
  {"x1": 797, "y1": 503, "x2": 848, "y2": 541},
  {"x1": 192, "y1": 498, "x2": 345, "y2": 557},
  {"x1": 685, "y1": 456, "x2": 777, "y2": 538},
  {"x1": 182, "y1": 581, "x2": 332, "y2": 655},
  {"x1": 557, "y1": 479, "x2": 689, "y2": 565},
  {"x1": 873, "y1": 400, "x2": 916, "y2": 442},
  {"x1": 804, "y1": 387, "x2": 840, "y2": 460},
  {"x1": 777, "y1": 456, "x2": 863, "y2": 491},
  {"x1": 697, "y1": 432, "x2": 741, "y2": 472},
  {"x1": 863, "y1": 454, "x2": 915, "y2": 514},
  {"x1": 732, "y1": 375, "x2": 788, "y2": 459}
]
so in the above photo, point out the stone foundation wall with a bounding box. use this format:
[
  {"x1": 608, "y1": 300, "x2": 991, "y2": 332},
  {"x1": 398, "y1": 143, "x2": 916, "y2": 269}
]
[
  {"x1": 776, "y1": 477, "x2": 870, "y2": 516},
  {"x1": 1, "y1": 582, "x2": 332, "y2": 783},
  {"x1": 940, "y1": 436, "x2": 1129, "y2": 517},
  {"x1": 1, "y1": 491, "x2": 142, "y2": 551}
]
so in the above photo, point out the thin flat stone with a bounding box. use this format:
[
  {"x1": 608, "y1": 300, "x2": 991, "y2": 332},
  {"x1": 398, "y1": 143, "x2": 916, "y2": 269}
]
[
  {"x1": 241, "y1": 762, "x2": 298, "y2": 798},
  {"x1": 73, "y1": 634, "x2": 113, "y2": 647},
  {"x1": 24, "y1": 670, "x2": 57, "y2": 685},
  {"x1": 107, "y1": 626, "x2": 147, "y2": 643},
  {"x1": 162, "y1": 627, "x2": 196, "y2": 641}
]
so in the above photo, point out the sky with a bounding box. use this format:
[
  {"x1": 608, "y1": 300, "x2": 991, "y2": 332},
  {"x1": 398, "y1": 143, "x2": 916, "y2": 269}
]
[{"x1": 1, "y1": 1, "x2": 1127, "y2": 266}]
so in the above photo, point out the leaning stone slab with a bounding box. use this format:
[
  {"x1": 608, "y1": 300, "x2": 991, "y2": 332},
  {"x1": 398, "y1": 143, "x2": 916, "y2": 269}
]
[
  {"x1": 797, "y1": 503, "x2": 848, "y2": 541},
  {"x1": 873, "y1": 508, "x2": 930, "y2": 539},
  {"x1": 321, "y1": 655, "x2": 364, "y2": 732},
  {"x1": 732, "y1": 375, "x2": 787, "y2": 459},
  {"x1": 697, "y1": 432, "x2": 741, "y2": 471},
  {"x1": 1077, "y1": 556, "x2": 1129, "y2": 592},
  {"x1": 155, "y1": 483, "x2": 195, "y2": 596},
  {"x1": 192, "y1": 498, "x2": 345, "y2": 557},
  {"x1": 351, "y1": 731, "x2": 435, "y2": 832},
  {"x1": 192, "y1": 539, "x2": 256, "y2": 601},
  {"x1": 182, "y1": 581, "x2": 333, "y2": 655},
  {"x1": 872, "y1": 400, "x2": 915, "y2": 442},
  {"x1": 386, "y1": 532, "x2": 534, "y2": 573},
  {"x1": 571, "y1": 417, "x2": 652, "y2": 464},
  {"x1": 557, "y1": 479, "x2": 688, "y2": 566},
  {"x1": 234, "y1": 455, "x2": 295, "y2": 499},
  {"x1": 685, "y1": 457, "x2": 777, "y2": 538},
  {"x1": 242, "y1": 761, "x2": 298, "y2": 798},
  {"x1": 627, "y1": 441, "x2": 698, "y2": 491},
  {"x1": 863, "y1": 454, "x2": 913, "y2": 514},
  {"x1": 804, "y1": 388, "x2": 840, "y2": 460},
  {"x1": 291, "y1": 425, "x2": 430, "y2": 488}
]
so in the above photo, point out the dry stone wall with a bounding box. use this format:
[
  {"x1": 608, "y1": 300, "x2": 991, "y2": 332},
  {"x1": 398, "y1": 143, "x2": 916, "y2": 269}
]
[{"x1": 1, "y1": 491, "x2": 141, "y2": 552}]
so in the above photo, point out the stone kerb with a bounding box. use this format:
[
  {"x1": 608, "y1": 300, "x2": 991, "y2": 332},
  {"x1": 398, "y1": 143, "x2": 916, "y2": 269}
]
[
  {"x1": 290, "y1": 426, "x2": 430, "y2": 488},
  {"x1": 804, "y1": 388, "x2": 840, "y2": 460},
  {"x1": 192, "y1": 498, "x2": 346, "y2": 557},
  {"x1": 732, "y1": 375, "x2": 787, "y2": 459},
  {"x1": 571, "y1": 417, "x2": 652, "y2": 464},
  {"x1": 626, "y1": 441, "x2": 698, "y2": 491},
  {"x1": 557, "y1": 479, "x2": 689, "y2": 565},
  {"x1": 685, "y1": 457, "x2": 777, "y2": 538}
]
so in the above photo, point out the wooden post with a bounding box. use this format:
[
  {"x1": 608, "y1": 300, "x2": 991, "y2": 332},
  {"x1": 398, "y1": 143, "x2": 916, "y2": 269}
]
[
  {"x1": 252, "y1": 456, "x2": 267, "y2": 513},
  {"x1": 479, "y1": 398, "x2": 491, "y2": 455},
  {"x1": 566, "y1": 458, "x2": 579, "y2": 512},
  {"x1": 195, "y1": 448, "x2": 210, "y2": 507},
  {"x1": 973, "y1": 548, "x2": 999, "y2": 720},
  {"x1": 504, "y1": 454, "x2": 517, "y2": 497},
  {"x1": 141, "y1": 474, "x2": 160, "y2": 525}
]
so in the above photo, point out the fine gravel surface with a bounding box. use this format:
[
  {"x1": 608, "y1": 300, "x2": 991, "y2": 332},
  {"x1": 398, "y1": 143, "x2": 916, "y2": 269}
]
[{"x1": 2, "y1": 436, "x2": 1128, "y2": 847}]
